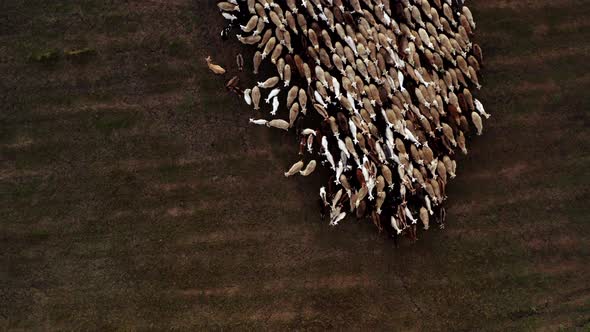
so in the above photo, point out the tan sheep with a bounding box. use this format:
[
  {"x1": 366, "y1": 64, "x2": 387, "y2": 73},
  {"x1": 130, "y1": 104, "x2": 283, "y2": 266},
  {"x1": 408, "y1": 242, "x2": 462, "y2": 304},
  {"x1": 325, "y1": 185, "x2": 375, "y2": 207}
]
[
  {"x1": 205, "y1": 56, "x2": 225, "y2": 75},
  {"x1": 299, "y1": 160, "x2": 317, "y2": 176},
  {"x1": 251, "y1": 86, "x2": 261, "y2": 110},
  {"x1": 284, "y1": 160, "x2": 304, "y2": 177},
  {"x1": 471, "y1": 111, "x2": 483, "y2": 135},
  {"x1": 267, "y1": 119, "x2": 290, "y2": 131}
]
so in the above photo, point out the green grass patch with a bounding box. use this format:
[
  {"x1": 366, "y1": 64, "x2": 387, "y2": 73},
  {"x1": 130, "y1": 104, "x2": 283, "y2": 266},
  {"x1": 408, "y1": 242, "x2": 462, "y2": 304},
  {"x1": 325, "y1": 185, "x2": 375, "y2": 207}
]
[
  {"x1": 65, "y1": 47, "x2": 97, "y2": 63},
  {"x1": 28, "y1": 48, "x2": 60, "y2": 65}
]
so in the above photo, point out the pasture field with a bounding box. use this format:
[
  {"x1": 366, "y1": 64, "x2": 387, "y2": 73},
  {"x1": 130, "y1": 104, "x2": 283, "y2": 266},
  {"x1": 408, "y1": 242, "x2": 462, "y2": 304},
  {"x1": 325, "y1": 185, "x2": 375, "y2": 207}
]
[{"x1": 1, "y1": 0, "x2": 589, "y2": 330}]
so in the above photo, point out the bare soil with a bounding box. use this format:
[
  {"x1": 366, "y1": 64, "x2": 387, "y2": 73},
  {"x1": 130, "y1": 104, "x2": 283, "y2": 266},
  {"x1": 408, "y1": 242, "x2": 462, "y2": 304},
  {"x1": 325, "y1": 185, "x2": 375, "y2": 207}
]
[{"x1": 1, "y1": 0, "x2": 589, "y2": 330}]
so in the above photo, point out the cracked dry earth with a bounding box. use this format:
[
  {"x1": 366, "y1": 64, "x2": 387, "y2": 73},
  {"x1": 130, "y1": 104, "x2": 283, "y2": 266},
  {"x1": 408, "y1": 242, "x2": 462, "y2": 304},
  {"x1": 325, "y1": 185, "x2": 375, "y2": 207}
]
[{"x1": 1, "y1": 0, "x2": 589, "y2": 330}]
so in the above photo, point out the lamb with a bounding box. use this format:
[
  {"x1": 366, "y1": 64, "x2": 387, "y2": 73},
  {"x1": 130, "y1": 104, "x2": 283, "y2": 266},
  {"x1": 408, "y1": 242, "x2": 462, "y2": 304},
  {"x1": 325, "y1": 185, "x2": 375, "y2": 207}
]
[
  {"x1": 271, "y1": 97, "x2": 280, "y2": 116},
  {"x1": 249, "y1": 118, "x2": 268, "y2": 126},
  {"x1": 475, "y1": 98, "x2": 491, "y2": 119},
  {"x1": 243, "y1": 88, "x2": 252, "y2": 106},
  {"x1": 205, "y1": 56, "x2": 225, "y2": 75},
  {"x1": 264, "y1": 88, "x2": 281, "y2": 104}
]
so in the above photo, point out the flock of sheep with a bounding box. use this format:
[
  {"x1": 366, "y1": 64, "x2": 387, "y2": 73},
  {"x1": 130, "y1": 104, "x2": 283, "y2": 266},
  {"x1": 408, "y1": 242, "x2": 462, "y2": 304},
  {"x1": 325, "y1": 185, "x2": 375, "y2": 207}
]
[{"x1": 212, "y1": 0, "x2": 488, "y2": 242}]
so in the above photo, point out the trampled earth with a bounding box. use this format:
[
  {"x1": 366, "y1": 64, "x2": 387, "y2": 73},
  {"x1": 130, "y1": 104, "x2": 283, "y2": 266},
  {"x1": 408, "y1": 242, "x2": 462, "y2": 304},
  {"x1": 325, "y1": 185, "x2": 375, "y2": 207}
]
[{"x1": 1, "y1": 0, "x2": 589, "y2": 330}]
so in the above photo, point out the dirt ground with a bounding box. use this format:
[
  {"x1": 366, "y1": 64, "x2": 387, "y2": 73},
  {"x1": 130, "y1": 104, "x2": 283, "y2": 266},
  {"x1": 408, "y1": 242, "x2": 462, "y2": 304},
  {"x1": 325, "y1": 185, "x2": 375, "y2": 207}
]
[{"x1": 1, "y1": 0, "x2": 589, "y2": 330}]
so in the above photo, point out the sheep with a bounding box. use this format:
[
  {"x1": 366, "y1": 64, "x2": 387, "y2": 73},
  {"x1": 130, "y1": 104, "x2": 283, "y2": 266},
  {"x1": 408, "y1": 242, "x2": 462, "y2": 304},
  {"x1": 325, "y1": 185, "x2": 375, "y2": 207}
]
[
  {"x1": 214, "y1": 0, "x2": 485, "y2": 236},
  {"x1": 283, "y1": 64, "x2": 292, "y2": 87},
  {"x1": 255, "y1": 3, "x2": 268, "y2": 23},
  {"x1": 467, "y1": 66, "x2": 482, "y2": 90},
  {"x1": 420, "y1": 207, "x2": 430, "y2": 230},
  {"x1": 284, "y1": 31, "x2": 294, "y2": 54},
  {"x1": 257, "y1": 29, "x2": 272, "y2": 48},
  {"x1": 375, "y1": 191, "x2": 386, "y2": 214},
  {"x1": 471, "y1": 111, "x2": 484, "y2": 135},
  {"x1": 442, "y1": 123, "x2": 458, "y2": 147},
  {"x1": 205, "y1": 56, "x2": 225, "y2": 75},
  {"x1": 391, "y1": 215, "x2": 402, "y2": 234},
  {"x1": 298, "y1": 89, "x2": 308, "y2": 114},
  {"x1": 237, "y1": 34, "x2": 262, "y2": 45},
  {"x1": 313, "y1": 103, "x2": 329, "y2": 119},
  {"x1": 287, "y1": 86, "x2": 298, "y2": 108},
  {"x1": 425, "y1": 195, "x2": 434, "y2": 216},
  {"x1": 442, "y1": 155, "x2": 456, "y2": 179},
  {"x1": 301, "y1": 62, "x2": 311, "y2": 85},
  {"x1": 288, "y1": 103, "x2": 300, "y2": 127},
  {"x1": 322, "y1": 139, "x2": 337, "y2": 170},
  {"x1": 296, "y1": 13, "x2": 308, "y2": 36},
  {"x1": 458, "y1": 12, "x2": 472, "y2": 33},
  {"x1": 271, "y1": 96, "x2": 280, "y2": 116},
  {"x1": 241, "y1": 16, "x2": 258, "y2": 33},
  {"x1": 319, "y1": 186, "x2": 328, "y2": 207},
  {"x1": 270, "y1": 44, "x2": 284, "y2": 64},
  {"x1": 457, "y1": 130, "x2": 468, "y2": 155},
  {"x1": 251, "y1": 86, "x2": 261, "y2": 110},
  {"x1": 474, "y1": 98, "x2": 491, "y2": 119},
  {"x1": 247, "y1": 0, "x2": 256, "y2": 14},
  {"x1": 306, "y1": 134, "x2": 315, "y2": 153},
  {"x1": 286, "y1": 11, "x2": 298, "y2": 34},
  {"x1": 225, "y1": 76, "x2": 239, "y2": 92},
  {"x1": 267, "y1": 119, "x2": 290, "y2": 131},
  {"x1": 473, "y1": 43, "x2": 484, "y2": 66},
  {"x1": 328, "y1": 116, "x2": 340, "y2": 138},
  {"x1": 284, "y1": 160, "x2": 304, "y2": 177},
  {"x1": 463, "y1": 88, "x2": 475, "y2": 111},
  {"x1": 253, "y1": 51, "x2": 262, "y2": 74},
  {"x1": 218, "y1": 2, "x2": 239, "y2": 12},
  {"x1": 257, "y1": 76, "x2": 280, "y2": 89},
  {"x1": 300, "y1": 160, "x2": 317, "y2": 176},
  {"x1": 249, "y1": 118, "x2": 268, "y2": 126},
  {"x1": 330, "y1": 211, "x2": 347, "y2": 226},
  {"x1": 243, "y1": 88, "x2": 252, "y2": 106},
  {"x1": 269, "y1": 11, "x2": 286, "y2": 31},
  {"x1": 462, "y1": 6, "x2": 476, "y2": 30},
  {"x1": 437, "y1": 159, "x2": 448, "y2": 185},
  {"x1": 265, "y1": 88, "x2": 280, "y2": 104},
  {"x1": 261, "y1": 37, "x2": 276, "y2": 59},
  {"x1": 236, "y1": 53, "x2": 244, "y2": 72},
  {"x1": 254, "y1": 16, "x2": 266, "y2": 35}
]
